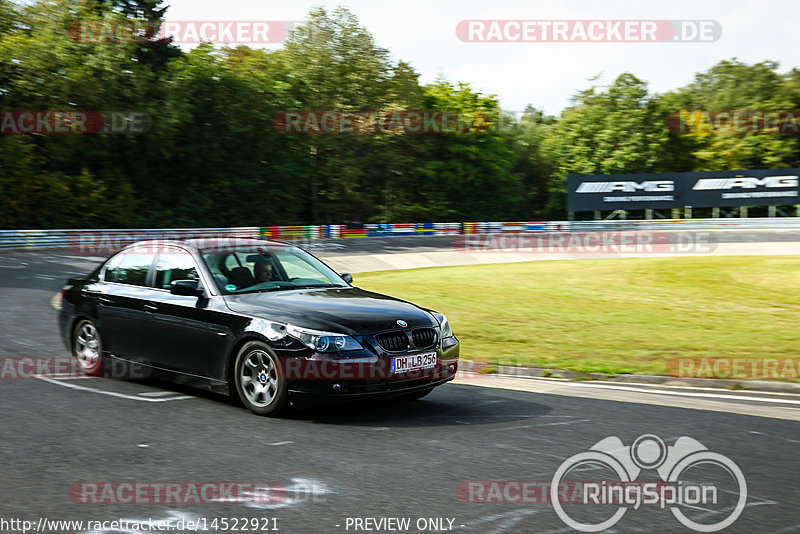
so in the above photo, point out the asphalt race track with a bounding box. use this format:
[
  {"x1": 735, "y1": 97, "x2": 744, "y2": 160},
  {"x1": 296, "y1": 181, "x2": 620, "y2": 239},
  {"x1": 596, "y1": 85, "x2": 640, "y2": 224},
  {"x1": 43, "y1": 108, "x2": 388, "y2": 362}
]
[
  {"x1": 286, "y1": 230, "x2": 800, "y2": 257},
  {"x1": 2, "y1": 238, "x2": 800, "y2": 534}
]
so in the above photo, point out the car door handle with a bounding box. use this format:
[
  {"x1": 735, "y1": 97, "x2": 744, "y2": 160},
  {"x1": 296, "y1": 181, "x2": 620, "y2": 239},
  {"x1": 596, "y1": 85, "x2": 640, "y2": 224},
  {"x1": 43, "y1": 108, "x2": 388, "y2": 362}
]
[
  {"x1": 98, "y1": 296, "x2": 114, "y2": 304},
  {"x1": 143, "y1": 303, "x2": 158, "y2": 312}
]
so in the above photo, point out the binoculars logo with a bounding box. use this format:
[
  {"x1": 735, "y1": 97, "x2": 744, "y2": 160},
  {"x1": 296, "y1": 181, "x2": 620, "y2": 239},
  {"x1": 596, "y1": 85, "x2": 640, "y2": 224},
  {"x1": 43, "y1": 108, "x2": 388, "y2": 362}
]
[{"x1": 551, "y1": 434, "x2": 747, "y2": 532}]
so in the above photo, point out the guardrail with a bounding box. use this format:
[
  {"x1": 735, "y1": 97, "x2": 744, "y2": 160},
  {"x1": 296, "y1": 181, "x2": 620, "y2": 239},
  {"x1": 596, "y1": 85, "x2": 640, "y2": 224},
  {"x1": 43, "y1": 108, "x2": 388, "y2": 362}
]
[
  {"x1": 623, "y1": 218, "x2": 800, "y2": 231},
  {"x1": 0, "y1": 227, "x2": 262, "y2": 251},
  {"x1": 1, "y1": 218, "x2": 799, "y2": 251}
]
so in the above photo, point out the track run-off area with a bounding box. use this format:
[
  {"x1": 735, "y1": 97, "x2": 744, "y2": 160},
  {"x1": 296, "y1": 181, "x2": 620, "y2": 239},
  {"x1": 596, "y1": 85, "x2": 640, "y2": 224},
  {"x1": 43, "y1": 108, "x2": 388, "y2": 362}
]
[{"x1": 1, "y1": 230, "x2": 800, "y2": 533}]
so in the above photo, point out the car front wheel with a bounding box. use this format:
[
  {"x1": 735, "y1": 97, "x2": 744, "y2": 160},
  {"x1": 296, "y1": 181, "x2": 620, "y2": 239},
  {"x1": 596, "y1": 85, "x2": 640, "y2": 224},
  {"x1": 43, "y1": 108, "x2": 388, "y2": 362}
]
[{"x1": 234, "y1": 341, "x2": 288, "y2": 416}]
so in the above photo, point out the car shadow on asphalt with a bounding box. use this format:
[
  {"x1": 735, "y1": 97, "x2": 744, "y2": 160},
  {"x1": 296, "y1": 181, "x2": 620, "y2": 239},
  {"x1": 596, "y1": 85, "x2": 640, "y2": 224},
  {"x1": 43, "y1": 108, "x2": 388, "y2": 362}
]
[
  {"x1": 119, "y1": 377, "x2": 553, "y2": 427},
  {"x1": 290, "y1": 384, "x2": 554, "y2": 427}
]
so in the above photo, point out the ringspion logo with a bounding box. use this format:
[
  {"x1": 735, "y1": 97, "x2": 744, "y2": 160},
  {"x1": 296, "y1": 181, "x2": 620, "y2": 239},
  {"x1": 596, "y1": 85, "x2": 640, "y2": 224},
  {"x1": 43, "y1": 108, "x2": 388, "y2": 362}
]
[{"x1": 551, "y1": 435, "x2": 746, "y2": 532}]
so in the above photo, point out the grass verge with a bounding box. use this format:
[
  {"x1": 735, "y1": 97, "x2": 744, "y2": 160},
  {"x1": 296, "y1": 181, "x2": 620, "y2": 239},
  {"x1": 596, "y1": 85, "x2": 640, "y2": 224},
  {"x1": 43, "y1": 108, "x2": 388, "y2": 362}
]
[{"x1": 354, "y1": 256, "x2": 800, "y2": 377}]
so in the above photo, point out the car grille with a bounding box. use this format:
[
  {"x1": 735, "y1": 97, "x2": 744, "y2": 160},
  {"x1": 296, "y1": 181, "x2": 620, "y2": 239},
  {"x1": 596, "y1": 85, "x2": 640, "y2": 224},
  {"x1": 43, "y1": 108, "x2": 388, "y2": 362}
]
[
  {"x1": 375, "y1": 331, "x2": 410, "y2": 352},
  {"x1": 411, "y1": 328, "x2": 437, "y2": 349},
  {"x1": 375, "y1": 328, "x2": 438, "y2": 352}
]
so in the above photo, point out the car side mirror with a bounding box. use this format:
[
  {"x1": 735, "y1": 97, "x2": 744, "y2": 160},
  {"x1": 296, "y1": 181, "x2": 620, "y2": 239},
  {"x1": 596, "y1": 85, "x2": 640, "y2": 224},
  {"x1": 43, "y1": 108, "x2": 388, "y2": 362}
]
[
  {"x1": 340, "y1": 272, "x2": 353, "y2": 284},
  {"x1": 170, "y1": 279, "x2": 204, "y2": 297}
]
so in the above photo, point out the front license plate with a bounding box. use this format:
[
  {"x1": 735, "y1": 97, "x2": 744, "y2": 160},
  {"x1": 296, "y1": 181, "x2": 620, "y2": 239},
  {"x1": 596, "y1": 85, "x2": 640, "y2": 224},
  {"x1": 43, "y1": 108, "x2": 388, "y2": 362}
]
[{"x1": 391, "y1": 352, "x2": 437, "y2": 374}]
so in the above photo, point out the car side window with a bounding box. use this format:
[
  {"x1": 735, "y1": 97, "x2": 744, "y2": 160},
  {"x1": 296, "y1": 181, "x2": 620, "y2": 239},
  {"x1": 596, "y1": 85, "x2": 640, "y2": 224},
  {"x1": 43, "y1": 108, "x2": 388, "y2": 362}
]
[
  {"x1": 108, "y1": 252, "x2": 153, "y2": 286},
  {"x1": 102, "y1": 252, "x2": 124, "y2": 282},
  {"x1": 154, "y1": 250, "x2": 200, "y2": 290}
]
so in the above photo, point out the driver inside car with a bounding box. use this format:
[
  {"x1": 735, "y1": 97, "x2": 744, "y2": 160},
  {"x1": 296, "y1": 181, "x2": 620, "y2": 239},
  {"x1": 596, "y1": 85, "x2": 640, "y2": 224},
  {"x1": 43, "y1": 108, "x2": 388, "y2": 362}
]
[{"x1": 253, "y1": 260, "x2": 278, "y2": 283}]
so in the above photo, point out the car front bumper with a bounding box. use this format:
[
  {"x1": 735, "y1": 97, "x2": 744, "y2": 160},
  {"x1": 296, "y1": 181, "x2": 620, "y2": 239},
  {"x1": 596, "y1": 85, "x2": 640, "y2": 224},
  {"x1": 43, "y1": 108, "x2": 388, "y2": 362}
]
[{"x1": 285, "y1": 338, "x2": 459, "y2": 401}]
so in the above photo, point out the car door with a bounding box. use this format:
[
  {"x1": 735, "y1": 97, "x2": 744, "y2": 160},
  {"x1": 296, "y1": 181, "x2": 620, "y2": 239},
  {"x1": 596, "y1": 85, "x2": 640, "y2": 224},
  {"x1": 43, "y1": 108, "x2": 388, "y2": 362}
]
[
  {"x1": 144, "y1": 247, "x2": 211, "y2": 376},
  {"x1": 94, "y1": 249, "x2": 157, "y2": 363}
]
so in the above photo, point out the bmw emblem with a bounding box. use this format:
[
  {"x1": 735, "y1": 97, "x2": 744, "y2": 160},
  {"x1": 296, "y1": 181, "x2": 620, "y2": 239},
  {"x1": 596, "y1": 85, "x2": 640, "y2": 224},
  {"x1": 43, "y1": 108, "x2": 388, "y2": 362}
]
[{"x1": 396, "y1": 320, "x2": 408, "y2": 327}]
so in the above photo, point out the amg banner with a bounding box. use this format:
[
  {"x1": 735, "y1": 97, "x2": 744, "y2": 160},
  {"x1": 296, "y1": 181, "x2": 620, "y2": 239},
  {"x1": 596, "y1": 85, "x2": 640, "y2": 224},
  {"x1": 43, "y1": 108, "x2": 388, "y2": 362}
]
[{"x1": 567, "y1": 169, "x2": 800, "y2": 211}]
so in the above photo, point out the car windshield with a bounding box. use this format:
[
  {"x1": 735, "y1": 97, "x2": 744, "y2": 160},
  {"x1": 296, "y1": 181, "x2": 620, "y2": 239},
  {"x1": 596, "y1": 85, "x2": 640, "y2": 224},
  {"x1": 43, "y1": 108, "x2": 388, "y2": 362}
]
[{"x1": 200, "y1": 245, "x2": 348, "y2": 294}]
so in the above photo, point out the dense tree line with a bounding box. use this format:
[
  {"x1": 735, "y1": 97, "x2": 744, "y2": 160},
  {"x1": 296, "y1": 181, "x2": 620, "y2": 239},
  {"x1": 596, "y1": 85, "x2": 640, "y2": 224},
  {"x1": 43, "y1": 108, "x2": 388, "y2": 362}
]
[{"x1": 1, "y1": 0, "x2": 799, "y2": 228}]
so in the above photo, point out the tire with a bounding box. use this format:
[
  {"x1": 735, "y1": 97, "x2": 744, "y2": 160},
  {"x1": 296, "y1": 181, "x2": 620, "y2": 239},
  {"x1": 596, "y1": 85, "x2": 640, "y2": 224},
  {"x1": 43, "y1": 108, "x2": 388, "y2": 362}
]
[
  {"x1": 395, "y1": 388, "x2": 434, "y2": 402},
  {"x1": 233, "y1": 341, "x2": 288, "y2": 416},
  {"x1": 72, "y1": 319, "x2": 104, "y2": 377}
]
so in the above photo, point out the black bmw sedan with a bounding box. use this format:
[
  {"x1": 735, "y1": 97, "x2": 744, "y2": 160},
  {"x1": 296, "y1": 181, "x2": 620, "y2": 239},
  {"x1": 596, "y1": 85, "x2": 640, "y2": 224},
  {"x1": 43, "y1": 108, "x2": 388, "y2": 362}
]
[{"x1": 58, "y1": 238, "x2": 459, "y2": 416}]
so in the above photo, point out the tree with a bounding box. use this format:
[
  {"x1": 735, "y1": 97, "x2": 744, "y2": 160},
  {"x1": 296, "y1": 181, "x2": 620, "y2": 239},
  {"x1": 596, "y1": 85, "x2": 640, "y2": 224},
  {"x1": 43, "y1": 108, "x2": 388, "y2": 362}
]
[
  {"x1": 503, "y1": 106, "x2": 556, "y2": 218},
  {"x1": 544, "y1": 73, "x2": 670, "y2": 215},
  {"x1": 412, "y1": 80, "x2": 524, "y2": 221},
  {"x1": 274, "y1": 7, "x2": 419, "y2": 223},
  {"x1": 665, "y1": 60, "x2": 799, "y2": 170}
]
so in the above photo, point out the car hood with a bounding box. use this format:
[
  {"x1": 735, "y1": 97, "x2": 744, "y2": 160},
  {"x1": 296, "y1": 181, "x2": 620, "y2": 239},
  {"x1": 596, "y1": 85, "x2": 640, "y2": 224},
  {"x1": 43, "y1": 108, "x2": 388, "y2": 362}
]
[{"x1": 222, "y1": 286, "x2": 436, "y2": 335}]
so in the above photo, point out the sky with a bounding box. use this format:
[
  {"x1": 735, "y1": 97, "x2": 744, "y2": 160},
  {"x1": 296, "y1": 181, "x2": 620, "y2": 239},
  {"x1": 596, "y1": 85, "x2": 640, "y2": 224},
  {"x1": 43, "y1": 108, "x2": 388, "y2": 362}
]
[{"x1": 161, "y1": 0, "x2": 800, "y2": 115}]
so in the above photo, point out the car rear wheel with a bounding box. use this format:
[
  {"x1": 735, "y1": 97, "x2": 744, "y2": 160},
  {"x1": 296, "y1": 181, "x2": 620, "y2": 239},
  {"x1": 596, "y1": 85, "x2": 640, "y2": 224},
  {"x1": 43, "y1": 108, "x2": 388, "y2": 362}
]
[
  {"x1": 73, "y1": 319, "x2": 104, "y2": 377},
  {"x1": 234, "y1": 341, "x2": 288, "y2": 416}
]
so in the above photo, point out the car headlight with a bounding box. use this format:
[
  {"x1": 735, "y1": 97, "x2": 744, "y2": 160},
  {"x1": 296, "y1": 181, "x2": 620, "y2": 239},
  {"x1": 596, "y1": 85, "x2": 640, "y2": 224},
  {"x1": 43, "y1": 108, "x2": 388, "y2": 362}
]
[
  {"x1": 431, "y1": 311, "x2": 454, "y2": 339},
  {"x1": 285, "y1": 325, "x2": 362, "y2": 352}
]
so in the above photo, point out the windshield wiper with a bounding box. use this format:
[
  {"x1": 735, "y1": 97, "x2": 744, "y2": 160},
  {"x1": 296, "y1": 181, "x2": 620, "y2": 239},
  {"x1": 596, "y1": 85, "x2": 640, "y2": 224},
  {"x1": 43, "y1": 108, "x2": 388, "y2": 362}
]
[
  {"x1": 288, "y1": 284, "x2": 345, "y2": 290},
  {"x1": 229, "y1": 283, "x2": 345, "y2": 295}
]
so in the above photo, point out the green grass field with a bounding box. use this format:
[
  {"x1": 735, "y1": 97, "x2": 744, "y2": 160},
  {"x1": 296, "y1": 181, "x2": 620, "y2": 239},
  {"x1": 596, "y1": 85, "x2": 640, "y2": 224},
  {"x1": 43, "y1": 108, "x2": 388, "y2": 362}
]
[{"x1": 355, "y1": 256, "x2": 800, "y2": 377}]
